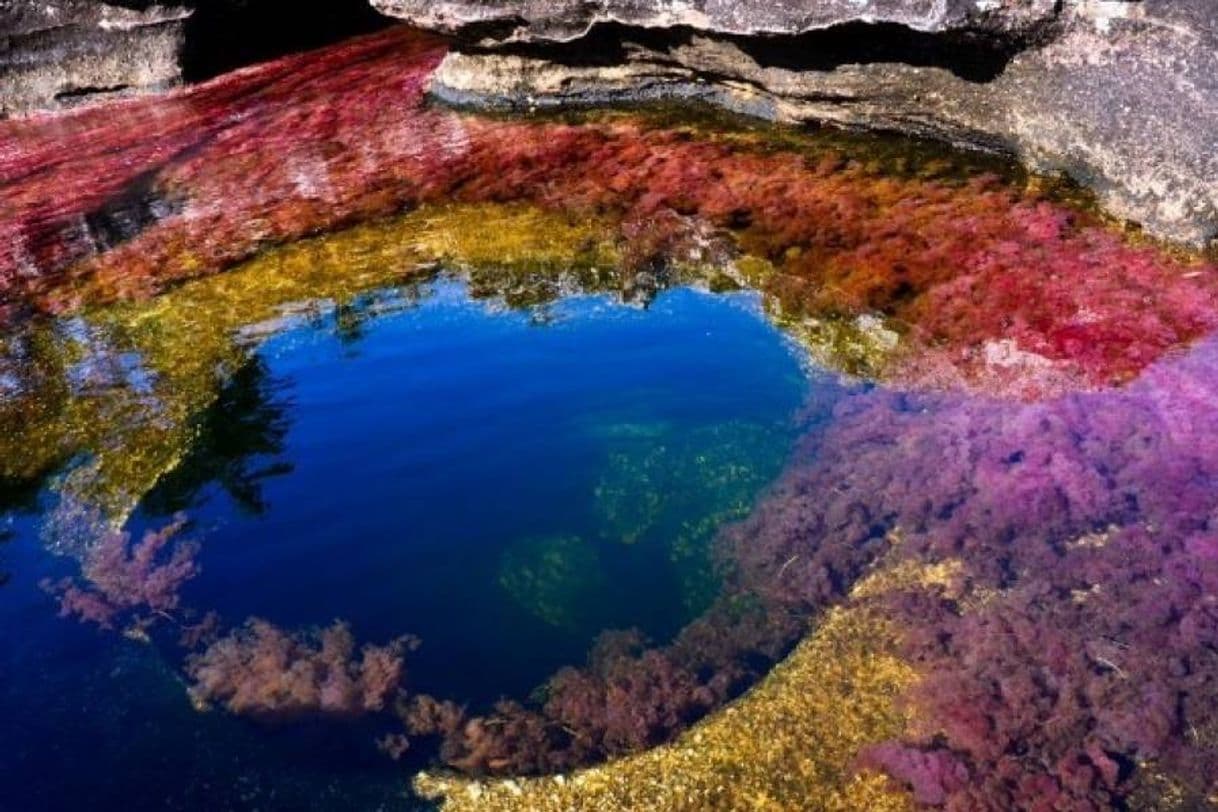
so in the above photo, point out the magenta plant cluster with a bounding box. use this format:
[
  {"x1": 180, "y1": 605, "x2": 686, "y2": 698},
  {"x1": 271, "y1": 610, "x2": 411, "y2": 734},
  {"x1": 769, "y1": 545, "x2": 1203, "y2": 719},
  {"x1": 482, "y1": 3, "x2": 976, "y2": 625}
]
[
  {"x1": 42, "y1": 514, "x2": 199, "y2": 632},
  {"x1": 185, "y1": 620, "x2": 417, "y2": 719},
  {"x1": 36, "y1": 287, "x2": 1218, "y2": 808},
  {"x1": 721, "y1": 338, "x2": 1218, "y2": 807}
]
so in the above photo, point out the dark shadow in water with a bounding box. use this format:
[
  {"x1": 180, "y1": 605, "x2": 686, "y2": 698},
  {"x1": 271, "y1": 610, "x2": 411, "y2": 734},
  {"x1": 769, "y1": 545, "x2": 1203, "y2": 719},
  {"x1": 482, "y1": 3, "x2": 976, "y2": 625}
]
[
  {"x1": 0, "y1": 471, "x2": 46, "y2": 515},
  {"x1": 142, "y1": 357, "x2": 293, "y2": 517},
  {"x1": 0, "y1": 525, "x2": 11, "y2": 587}
]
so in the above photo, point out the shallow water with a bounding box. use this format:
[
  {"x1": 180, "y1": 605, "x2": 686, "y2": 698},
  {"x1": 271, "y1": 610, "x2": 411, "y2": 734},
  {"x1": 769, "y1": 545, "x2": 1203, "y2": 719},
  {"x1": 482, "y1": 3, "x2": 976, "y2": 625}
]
[
  {"x1": 4, "y1": 24, "x2": 1218, "y2": 812},
  {"x1": 0, "y1": 280, "x2": 816, "y2": 810}
]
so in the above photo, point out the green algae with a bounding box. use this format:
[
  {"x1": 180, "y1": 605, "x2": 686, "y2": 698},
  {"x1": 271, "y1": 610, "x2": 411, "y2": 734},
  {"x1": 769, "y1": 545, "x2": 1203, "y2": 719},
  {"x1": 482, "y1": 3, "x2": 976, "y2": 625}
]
[
  {"x1": 497, "y1": 534, "x2": 608, "y2": 630},
  {"x1": 593, "y1": 420, "x2": 794, "y2": 613}
]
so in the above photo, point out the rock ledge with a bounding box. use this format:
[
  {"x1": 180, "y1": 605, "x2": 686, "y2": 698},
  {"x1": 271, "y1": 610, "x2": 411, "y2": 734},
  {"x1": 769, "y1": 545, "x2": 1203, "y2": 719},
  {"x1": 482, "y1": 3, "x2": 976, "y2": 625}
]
[{"x1": 376, "y1": 0, "x2": 1218, "y2": 249}]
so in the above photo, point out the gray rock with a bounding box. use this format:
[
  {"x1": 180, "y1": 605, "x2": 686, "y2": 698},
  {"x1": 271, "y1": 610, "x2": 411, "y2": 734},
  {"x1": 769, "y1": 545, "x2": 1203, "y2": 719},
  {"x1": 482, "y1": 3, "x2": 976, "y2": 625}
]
[
  {"x1": 376, "y1": 0, "x2": 1218, "y2": 249},
  {"x1": 370, "y1": 0, "x2": 1060, "y2": 42},
  {"x1": 1, "y1": 0, "x2": 190, "y2": 116}
]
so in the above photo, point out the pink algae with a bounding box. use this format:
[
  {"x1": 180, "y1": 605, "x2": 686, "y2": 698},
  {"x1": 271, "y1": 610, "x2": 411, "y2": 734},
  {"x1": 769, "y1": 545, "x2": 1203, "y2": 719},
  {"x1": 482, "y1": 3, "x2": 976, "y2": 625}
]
[
  {"x1": 184, "y1": 618, "x2": 417, "y2": 719},
  {"x1": 41, "y1": 514, "x2": 199, "y2": 631}
]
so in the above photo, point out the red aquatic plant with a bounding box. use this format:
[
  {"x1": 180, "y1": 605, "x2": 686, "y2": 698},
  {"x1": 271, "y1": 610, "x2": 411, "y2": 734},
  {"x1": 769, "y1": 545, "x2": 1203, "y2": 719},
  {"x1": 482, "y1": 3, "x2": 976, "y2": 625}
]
[
  {"x1": 2, "y1": 28, "x2": 1215, "y2": 397},
  {"x1": 41, "y1": 514, "x2": 199, "y2": 630},
  {"x1": 857, "y1": 742, "x2": 970, "y2": 805},
  {"x1": 867, "y1": 515, "x2": 1218, "y2": 809},
  {"x1": 184, "y1": 618, "x2": 417, "y2": 719},
  {"x1": 400, "y1": 598, "x2": 806, "y2": 775},
  {"x1": 712, "y1": 337, "x2": 1218, "y2": 806}
]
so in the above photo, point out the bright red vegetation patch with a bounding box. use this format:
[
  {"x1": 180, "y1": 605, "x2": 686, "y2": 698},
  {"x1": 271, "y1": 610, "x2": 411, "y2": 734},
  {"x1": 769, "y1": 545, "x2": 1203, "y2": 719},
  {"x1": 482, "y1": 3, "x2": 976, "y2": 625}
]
[{"x1": 1, "y1": 28, "x2": 1215, "y2": 397}]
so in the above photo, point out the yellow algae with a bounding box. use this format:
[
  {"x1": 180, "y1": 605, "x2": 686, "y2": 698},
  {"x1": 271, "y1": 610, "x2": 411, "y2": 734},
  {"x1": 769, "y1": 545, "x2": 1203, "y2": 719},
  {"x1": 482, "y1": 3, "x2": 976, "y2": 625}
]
[
  {"x1": 732, "y1": 253, "x2": 903, "y2": 380},
  {"x1": 1125, "y1": 770, "x2": 1218, "y2": 811},
  {"x1": 408, "y1": 203, "x2": 618, "y2": 270},
  {"x1": 0, "y1": 197, "x2": 904, "y2": 534},
  {"x1": 850, "y1": 557, "x2": 965, "y2": 602},
  {"x1": 0, "y1": 203, "x2": 621, "y2": 526},
  {"x1": 414, "y1": 565, "x2": 937, "y2": 812}
]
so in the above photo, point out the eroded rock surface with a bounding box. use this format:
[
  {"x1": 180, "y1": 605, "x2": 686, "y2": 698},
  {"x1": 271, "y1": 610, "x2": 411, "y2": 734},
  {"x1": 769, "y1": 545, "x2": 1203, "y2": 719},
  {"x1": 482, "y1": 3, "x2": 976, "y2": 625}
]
[
  {"x1": 370, "y1": 0, "x2": 1060, "y2": 41},
  {"x1": 0, "y1": 0, "x2": 190, "y2": 116},
  {"x1": 376, "y1": 0, "x2": 1218, "y2": 248}
]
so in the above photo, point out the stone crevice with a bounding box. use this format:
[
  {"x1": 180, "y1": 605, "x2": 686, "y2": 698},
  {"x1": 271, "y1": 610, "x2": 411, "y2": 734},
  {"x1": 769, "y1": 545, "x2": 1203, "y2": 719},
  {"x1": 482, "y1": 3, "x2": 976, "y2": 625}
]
[{"x1": 472, "y1": 18, "x2": 1063, "y2": 83}]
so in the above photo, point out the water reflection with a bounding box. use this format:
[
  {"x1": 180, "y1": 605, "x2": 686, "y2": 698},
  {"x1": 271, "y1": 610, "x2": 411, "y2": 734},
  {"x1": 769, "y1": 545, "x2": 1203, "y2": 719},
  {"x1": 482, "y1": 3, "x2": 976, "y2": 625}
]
[
  {"x1": 0, "y1": 259, "x2": 816, "y2": 807},
  {"x1": 0, "y1": 203, "x2": 628, "y2": 544},
  {"x1": 3, "y1": 23, "x2": 1218, "y2": 812},
  {"x1": 141, "y1": 359, "x2": 292, "y2": 517}
]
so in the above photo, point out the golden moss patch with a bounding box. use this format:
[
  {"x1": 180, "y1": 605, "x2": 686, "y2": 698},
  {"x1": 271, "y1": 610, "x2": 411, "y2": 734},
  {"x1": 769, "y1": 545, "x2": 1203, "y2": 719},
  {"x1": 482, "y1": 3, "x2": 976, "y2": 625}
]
[{"x1": 0, "y1": 203, "x2": 621, "y2": 525}]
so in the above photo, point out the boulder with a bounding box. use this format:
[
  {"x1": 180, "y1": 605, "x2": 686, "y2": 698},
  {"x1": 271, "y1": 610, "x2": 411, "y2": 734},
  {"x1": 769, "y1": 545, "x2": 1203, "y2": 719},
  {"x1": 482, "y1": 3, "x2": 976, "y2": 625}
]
[
  {"x1": 373, "y1": 0, "x2": 1218, "y2": 249},
  {"x1": 1, "y1": 0, "x2": 190, "y2": 116}
]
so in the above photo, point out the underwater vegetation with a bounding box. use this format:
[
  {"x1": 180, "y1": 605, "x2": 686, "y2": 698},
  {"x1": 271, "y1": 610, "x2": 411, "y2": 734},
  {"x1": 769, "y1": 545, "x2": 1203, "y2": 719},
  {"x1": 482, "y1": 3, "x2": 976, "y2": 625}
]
[
  {"x1": 3, "y1": 28, "x2": 1216, "y2": 400},
  {"x1": 414, "y1": 332, "x2": 1218, "y2": 809},
  {"x1": 594, "y1": 419, "x2": 794, "y2": 611},
  {"x1": 11, "y1": 260, "x2": 813, "y2": 787},
  {"x1": 716, "y1": 336, "x2": 1218, "y2": 807},
  {"x1": 185, "y1": 619, "x2": 416, "y2": 719},
  {"x1": 3, "y1": 21, "x2": 1218, "y2": 812},
  {"x1": 41, "y1": 514, "x2": 199, "y2": 633},
  {"x1": 414, "y1": 566, "x2": 937, "y2": 812},
  {"x1": 397, "y1": 592, "x2": 806, "y2": 776},
  {"x1": 498, "y1": 534, "x2": 607, "y2": 629}
]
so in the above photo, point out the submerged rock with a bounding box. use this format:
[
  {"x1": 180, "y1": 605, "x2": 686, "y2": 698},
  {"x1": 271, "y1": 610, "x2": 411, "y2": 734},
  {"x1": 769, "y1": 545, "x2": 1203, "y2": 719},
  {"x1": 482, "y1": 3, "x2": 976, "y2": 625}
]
[
  {"x1": 0, "y1": 0, "x2": 190, "y2": 116},
  {"x1": 378, "y1": 0, "x2": 1218, "y2": 249}
]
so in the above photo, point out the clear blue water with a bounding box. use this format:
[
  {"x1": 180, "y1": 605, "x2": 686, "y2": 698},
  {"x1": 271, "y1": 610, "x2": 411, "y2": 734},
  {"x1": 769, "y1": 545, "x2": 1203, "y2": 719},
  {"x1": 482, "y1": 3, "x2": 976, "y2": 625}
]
[{"x1": 0, "y1": 281, "x2": 823, "y2": 811}]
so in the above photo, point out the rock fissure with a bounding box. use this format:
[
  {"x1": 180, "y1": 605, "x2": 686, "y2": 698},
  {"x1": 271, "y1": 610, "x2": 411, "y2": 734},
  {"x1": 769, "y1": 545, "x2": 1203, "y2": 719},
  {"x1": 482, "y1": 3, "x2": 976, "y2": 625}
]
[{"x1": 468, "y1": 18, "x2": 1060, "y2": 83}]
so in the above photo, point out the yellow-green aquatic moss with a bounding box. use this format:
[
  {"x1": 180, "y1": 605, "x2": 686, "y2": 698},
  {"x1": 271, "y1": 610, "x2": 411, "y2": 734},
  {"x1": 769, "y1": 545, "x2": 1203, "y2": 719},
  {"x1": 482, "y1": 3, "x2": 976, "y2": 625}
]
[
  {"x1": 0, "y1": 203, "x2": 624, "y2": 525},
  {"x1": 592, "y1": 420, "x2": 793, "y2": 612},
  {"x1": 775, "y1": 309, "x2": 903, "y2": 381},
  {"x1": 1125, "y1": 771, "x2": 1218, "y2": 811},
  {"x1": 409, "y1": 203, "x2": 620, "y2": 271},
  {"x1": 732, "y1": 253, "x2": 904, "y2": 380},
  {"x1": 498, "y1": 535, "x2": 607, "y2": 630}
]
